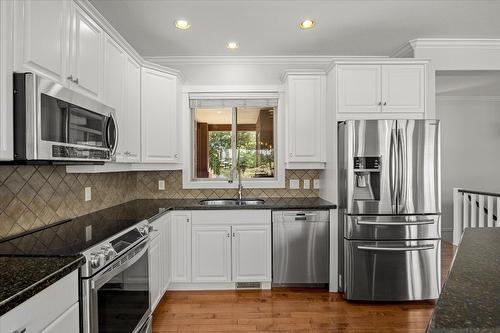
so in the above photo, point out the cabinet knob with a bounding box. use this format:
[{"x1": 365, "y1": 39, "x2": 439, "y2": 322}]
[
  {"x1": 227, "y1": 232, "x2": 230, "y2": 238},
  {"x1": 14, "y1": 328, "x2": 27, "y2": 333},
  {"x1": 232, "y1": 232, "x2": 236, "y2": 237},
  {"x1": 67, "y1": 75, "x2": 74, "y2": 81},
  {"x1": 186, "y1": 218, "x2": 190, "y2": 223},
  {"x1": 74, "y1": 77, "x2": 79, "y2": 85},
  {"x1": 383, "y1": 102, "x2": 387, "y2": 106},
  {"x1": 174, "y1": 154, "x2": 178, "y2": 158},
  {"x1": 378, "y1": 101, "x2": 382, "y2": 106}
]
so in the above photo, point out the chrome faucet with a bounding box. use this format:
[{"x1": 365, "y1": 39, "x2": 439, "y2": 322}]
[
  {"x1": 228, "y1": 149, "x2": 244, "y2": 200},
  {"x1": 237, "y1": 167, "x2": 243, "y2": 200}
]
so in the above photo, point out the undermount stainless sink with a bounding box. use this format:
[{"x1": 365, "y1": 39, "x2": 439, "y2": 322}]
[{"x1": 199, "y1": 198, "x2": 265, "y2": 206}]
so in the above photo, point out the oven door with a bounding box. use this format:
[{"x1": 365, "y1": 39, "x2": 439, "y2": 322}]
[{"x1": 84, "y1": 239, "x2": 151, "y2": 333}]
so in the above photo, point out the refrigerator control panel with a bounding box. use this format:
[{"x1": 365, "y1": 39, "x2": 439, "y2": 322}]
[{"x1": 354, "y1": 156, "x2": 381, "y2": 170}]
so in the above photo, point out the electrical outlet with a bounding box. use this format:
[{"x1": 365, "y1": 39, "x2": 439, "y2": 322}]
[
  {"x1": 85, "y1": 187, "x2": 92, "y2": 201},
  {"x1": 85, "y1": 225, "x2": 92, "y2": 242},
  {"x1": 158, "y1": 180, "x2": 165, "y2": 191},
  {"x1": 313, "y1": 179, "x2": 320, "y2": 189},
  {"x1": 289, "y1": 179, "x2": 300, "y2": 189},
  {"x1": 303, "y1": 179, "x2": 311, "y2": 189}
]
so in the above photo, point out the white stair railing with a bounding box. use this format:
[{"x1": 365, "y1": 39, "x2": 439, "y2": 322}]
[{"x1": 453, "y1": 188, "x2": 500, "y2": 245}]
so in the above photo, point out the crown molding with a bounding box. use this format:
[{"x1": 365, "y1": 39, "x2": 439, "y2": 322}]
[
  {"x1": 436, "y1": 95, "x2": 500, "y2": 102},
  {"x1": 142, "y1": 60, "x2": 184, "y2": 81},
  {"x1": 391, "y1": 42, "x2": 415, "y2": 58},
  {"x1": 392, "y1": 38, "x2": 500, "y2": 57},
  {"x1": 144, "y1": 55, "x2": 389, "y2": 67}
]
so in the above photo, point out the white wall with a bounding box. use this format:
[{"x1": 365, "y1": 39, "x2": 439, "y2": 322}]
[{"x1": 436, "y1": 96, "x2": 500, "y2": 241}]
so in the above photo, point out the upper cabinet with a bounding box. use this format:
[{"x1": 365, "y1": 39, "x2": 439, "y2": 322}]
[
  {"x1": 336, "y1": 63, "x2": 426, "y2": 117},
  {"x1": 0, "y1": 0, "x2": 13, "y2": 160},
  {"x1": 283, "y1": 72, "x2": 326, "y2": 168},
  {"x1": 141, "y1": 67, "x2": 181, "y2": 164},
  {"x1": 68, "y1": 4, "x2": 103, "y2": 100},
  {"x1": 13, "y1": 0, "x2": 70, "y2": 84}
]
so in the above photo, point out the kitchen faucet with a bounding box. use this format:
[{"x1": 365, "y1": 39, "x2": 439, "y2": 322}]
[{"x1": 229, "y1": 149, "x2": 244, "y2": 200}]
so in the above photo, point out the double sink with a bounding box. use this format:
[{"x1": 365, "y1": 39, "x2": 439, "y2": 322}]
[{"x1": 199, "y1": 198, "x2": 265, "y2": 206}]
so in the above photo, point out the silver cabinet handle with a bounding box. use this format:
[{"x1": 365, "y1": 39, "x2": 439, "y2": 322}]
[
  {"x1": 186, "y1": 218, "x2": 190, "y2": 223},
  {"x1": 13, "y1": 329, "x2": 27, "y2": 333},
  {"x1": 378, "y1": 101, "x2": 382, "y2": 106},
  {"x1": 358, "y1": 244, "x2": 435, "y2": 252},
  {"x1": 67, "y1": 75, "x2": 74, "y2": 81},
  {"x1": 232, "y1": 232, "x2": 236, "y2": 237},
  {"x1": 174, "y1": 153, "x2": 178, "y2": 158},
  {"x1": 227, "y1": 232, "x2": 230, "y2": 238},
  {"x1": 283, "y1": 213, "x2": 318, "y2": 217},
  {"x1": 383, "y1": 101, "x2": 387, "y2": 106},
  {"x1": 356, "y1": 219, "x2": 434, "y2": 226}
]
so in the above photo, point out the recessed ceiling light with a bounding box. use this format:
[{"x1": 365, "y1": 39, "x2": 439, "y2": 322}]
[
  {"x1": 175, "y1": 19, "x2": 191, "y2": 30},
  {"x1": 226, "y1": 42, "x2": 239, "y2": 50},
  {"x1": 299, "y1": 19, "x2": 315, "y2": 30}
]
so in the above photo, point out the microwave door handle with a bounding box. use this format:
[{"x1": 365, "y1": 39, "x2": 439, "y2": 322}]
[{"x1": 106, "y1": 113, "x2": 118, "y2": 156}]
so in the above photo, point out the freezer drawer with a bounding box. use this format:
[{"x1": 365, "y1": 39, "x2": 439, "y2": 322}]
[
  {"x1": 345, "y1": 215, "x2": 441, "y2": 240},
  {"x1": 272, "y1": 211, "x2": 329, "y2": 285},
  {"x1": 344, "y1": 240, "x2": 441, "y2": 301}
]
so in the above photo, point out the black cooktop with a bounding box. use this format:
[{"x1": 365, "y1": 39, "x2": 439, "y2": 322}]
[{"x1": 0, "y1": 201, "x2": 161, "y2": 256}]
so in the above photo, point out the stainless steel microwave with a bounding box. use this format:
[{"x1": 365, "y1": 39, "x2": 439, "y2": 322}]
[{"x1": 13, "y1": 73, "x2": 118, "y2": 163}]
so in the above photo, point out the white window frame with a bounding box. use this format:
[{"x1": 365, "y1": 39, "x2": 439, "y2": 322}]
[{"x1": 182, "y1": 86, "x2": 285, "y2": 189}]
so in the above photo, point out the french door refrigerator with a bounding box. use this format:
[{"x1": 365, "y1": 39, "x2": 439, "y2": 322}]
[{"x1": 338, "y1": 119, "x2": 441, "y2": 301}]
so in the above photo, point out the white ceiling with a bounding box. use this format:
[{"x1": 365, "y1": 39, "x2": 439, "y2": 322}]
[
  {"x1": 89, "y1": 0, "x2": 500, "y2": 57},
  {"x1": 436, "y1": 71, "x2": 500, "y2": 96}
]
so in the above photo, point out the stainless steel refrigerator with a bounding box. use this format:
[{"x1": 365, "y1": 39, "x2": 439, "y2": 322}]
[{"x1": 338, "y1": 119, "x2": 441, "y2": 301}]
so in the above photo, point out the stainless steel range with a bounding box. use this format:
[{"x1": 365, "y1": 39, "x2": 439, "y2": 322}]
[
  {"x1": 80, "y1": 221, "x2": 153, "y2": 333},
  {"x1": 338, "y1": 120, "x2": 441, "y2": 301}
]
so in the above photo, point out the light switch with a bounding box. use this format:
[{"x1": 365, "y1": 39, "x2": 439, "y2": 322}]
[
  {"x1": 313, "y1": 179, "x2": 320, "y2": 189},
  {"x1": 85, "y1": 187, "x2": 91, "y2": 201},
  {"x1": 303, "y1": 179, "x2": 311, "y2": 189},
  {"x1": 158, "y1": 180, "x2": 166, "y2": 190},
  {"x1": 289, "y1": 179, "x2": 300, "y2": 189}
]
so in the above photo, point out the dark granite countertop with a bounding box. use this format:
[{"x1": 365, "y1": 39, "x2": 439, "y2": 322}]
[
  {"x1": 427, "y1": 229, "x2": 500, "y2": 332},
  {"x1": 0, "y1": 255, "x2": 84, "y2": 316},
  {"x1": 0, "y1": 196, "x2": 335, "y2": 317}
]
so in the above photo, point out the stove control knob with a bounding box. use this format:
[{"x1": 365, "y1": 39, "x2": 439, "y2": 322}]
[
  {"x1": 138, "y1": 225, "x2": 149, "y2": 236},
  {"x1": 90, "y1": 252, "x2": 103, "y2": 268}
]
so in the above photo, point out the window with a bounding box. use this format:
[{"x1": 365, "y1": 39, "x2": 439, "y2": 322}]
[{"x1": 191, "y1": 98, "x2": 277, "y2": 182}]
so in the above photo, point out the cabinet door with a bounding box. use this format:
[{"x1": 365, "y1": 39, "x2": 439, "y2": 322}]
[
  {"x1": 0, "y1": 0, "x2": 13, "y2": 160},
  {"x1": 141, "y1": 68, "x2": 179, "y2": 163},
  {"x1": 287, "y1": 75, "x2": 325, "y2": 163},
  {"x1": 337, "y1": 65, "x2": 381, "y2": 113},
  {"x1": 171, "y1": 212, "x2": 191, "y2": 283},
  {"x1": 162, "y1": 214, "x2": 172, "y2": 292},
  {"x1": 69, "y1": 4, "x2": 103, "y2": 100},
  {"x1": 192, "y1": 225, "x2": 232, "y2": 282},
  {"x1": 149, "y1": 232, "x2": 161, "y2": 311},
  {"x1": 232, "y1": 225, "x2": 271, "y2": 282},
  {"x1": 40, "y1": 302, "x2": 79, "y2": 333},
  {"x1": 381, "y1": 65, "x2": 425, "y2": 113},
  {"x1": 103, "y1": 35, "x2": 125, "y2": 159},
  {"x1": 13, "y1": 0, "x2": 70, "y2": 84},
  {"x1": 122, "y1": 56, "x2": 141, "y2": 162}
]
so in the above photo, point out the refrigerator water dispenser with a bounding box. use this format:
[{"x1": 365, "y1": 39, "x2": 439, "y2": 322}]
[{"x1": 353, "y1": 156, "x2": 381, "y2": 201}]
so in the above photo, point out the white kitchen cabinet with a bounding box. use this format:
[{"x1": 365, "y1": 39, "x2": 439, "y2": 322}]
[
  {"x1": 0, "y1": 271, "x2": 79, "y2": 333},
  {"x1": 337, "y1": 65, "x2": 381, "y2": 113},
  {"x1": 381, "y1": 65, "x2": 425, "y2": 113},
  {"x1": 171, "y1": 211, "x2": 191, "y2": 283},
  {"x1": 103, "y1": 34, "x2": 126, "y2": 160},
  {"x1": 121, "y1": 56, "x2": 142, "y2": 162},
  {"x1": 40, "y1": 302, "x2": 79, "y2": 333},
  {"x1": 232, "y1": 225, "x2": 271, "y2": 282},
  {"x1": 336, "y1": 63, "x2": 425, "y2": 115},
  {"x1": 0, "y1": 0, "x2": 13, "y2": 160},
  {"x1": 13, "y1": 0, "x2": 70, "y2": 85},
  {"x1": 149, "y1": 227, "x2": 162, "y2": 311},
  {"x1": 162, "y1": 213, "x2": 172, "y2": 292},
  {"x1": 192, "y1": 225, "x2": 232, "y2": 283},
  {"x1": 284, "y1": 73, "x2": 326, "y2": 167},
  {"x1": 68, "y1": 4, "x2": 104, "y2": 100},
  {"x1": 141, "y1": 67, "x2": 180, "y2": 163}
]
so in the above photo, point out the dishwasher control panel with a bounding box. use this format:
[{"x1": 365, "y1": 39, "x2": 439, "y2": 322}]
[{"x1": 272, "y1": 210, "x2": 330, "y2": 223}]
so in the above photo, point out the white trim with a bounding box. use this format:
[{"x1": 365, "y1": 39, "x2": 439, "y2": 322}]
[
  {"x1": 182, "y1": 90, "x2": 286, "y2": 189},
  {"x1": 391, "y1": 42, "x2": 415, "y2": 58},
  {"x1": 437, "y1": 95, "x2": 500, "y2": 102},
  {"x1": 183, "y1": 85, "x2": 284, "y2": 93},
  {"x1": 326, "y1": 58, "x2": 430, "y2": 73},
  {"x1": 280, "y1": 69, "x2": 326, "y2": 83},
  {"x1": 286, "y1": 162, "x2": 326, "y2": 170},
  {"x1": 141, "y1": 60, "x2": 184, "y2": 81},
  {"x1": 410, "y1": 38, "x2": 500, "y2": 50},
  {"x1": 168, "y1": 281, "x2": 270, "y2": 291},
  {"x1": 66, "y1": 162, "x2": 183, "y2": 173}
]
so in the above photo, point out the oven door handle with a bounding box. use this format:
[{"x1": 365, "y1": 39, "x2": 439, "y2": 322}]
[
  {"x1": 357, "y1": 244, "x2": 435, "y2": 252},
  {"x1": 91, "y1": 238, "x2": 149, "y2": 291}
]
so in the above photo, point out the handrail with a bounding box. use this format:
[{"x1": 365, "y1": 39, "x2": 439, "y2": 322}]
[
  {"x1": 466, "y1": 194, "x2": 498, "y2": 222},
  {"x1": 458, "y1": 189, "x2": 500, "y2": 198}
]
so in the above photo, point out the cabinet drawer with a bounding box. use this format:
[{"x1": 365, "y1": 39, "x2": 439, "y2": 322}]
[{"x1": 1, "y1": 270, "x2": 79, "y2": 333}]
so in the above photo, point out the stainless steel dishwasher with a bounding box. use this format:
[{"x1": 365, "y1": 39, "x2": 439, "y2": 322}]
[{"x1": 272, "y1": 210, "x2": 329, "y2": 286}]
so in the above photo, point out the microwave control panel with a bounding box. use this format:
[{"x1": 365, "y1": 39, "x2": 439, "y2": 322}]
[{"x1": 52, "y1": 145, "x2": 110, "y2": 160}]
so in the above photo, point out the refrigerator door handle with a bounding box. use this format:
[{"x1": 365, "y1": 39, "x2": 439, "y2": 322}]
[
  {"x1": 389, "y1": 128, "x2": 398, "y2": 211},
  {"x1": 397, "y1": 127, "x2": 405, "y2": 212},
  {"x1": 357, "y1": 244, "x2": 435, "y2": 252},
  {"x1": 356, "y1": 219, "x2": 435, "y2": 226}
]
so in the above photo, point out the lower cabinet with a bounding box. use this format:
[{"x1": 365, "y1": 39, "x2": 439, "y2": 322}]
[
  {"x1": 192, "y1": 225, "x2": 232, "y2": 282},
  {"x1": 232, "y1": 225, "x2": 271, "y2": 282},
  {"x1": 171, "y1": 211, "x2": 192, "y2": 283},
  {"x1": 149, "y1": 228, "x2": 162, "y2": 311},
  {"x1": 190, "y1": 210, "x2": 272, "y2": 285},
  {"x1": 0, "y1": 270, "x2": 79, "y2": 333}
]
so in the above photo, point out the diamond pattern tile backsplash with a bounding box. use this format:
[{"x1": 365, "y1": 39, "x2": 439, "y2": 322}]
[{"x1": 0, "y1": 166, "x2": 319, "y2": 239}]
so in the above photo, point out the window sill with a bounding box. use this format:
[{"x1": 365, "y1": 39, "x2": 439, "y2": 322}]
[{"x1": 182, "y1": 178, "x2": 285, "y2": 189}]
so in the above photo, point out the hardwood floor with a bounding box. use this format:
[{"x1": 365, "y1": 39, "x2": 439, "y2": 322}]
[{"x1": 153, "y1": 241, "x2": 456, "y2": 333}]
